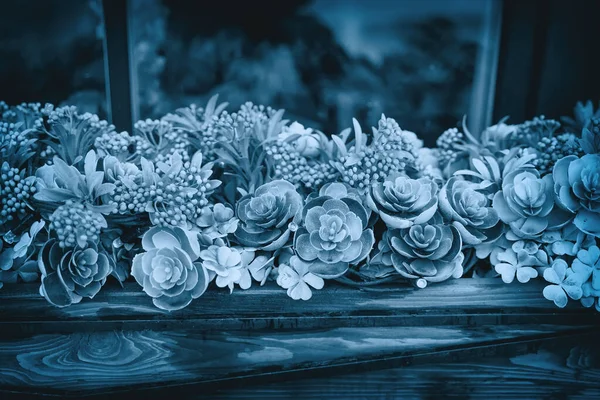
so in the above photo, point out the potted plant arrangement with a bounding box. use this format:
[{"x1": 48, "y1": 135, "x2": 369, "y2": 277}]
[{"x1": 0, "y1": 97, "x2": 598, "y2": 313}]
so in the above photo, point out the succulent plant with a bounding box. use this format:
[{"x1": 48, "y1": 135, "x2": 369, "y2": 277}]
[
  {"x1": 34, "y1": 150, "x2": 116, "y2": 216},
  {"x1": 439, "y1": 176, "x2": 501, "y2": 247},
  {"x1": 493, "y1": 240, "x2": 549, "y2": 284},
  {"x1": 330, "y1": 116, "x2": 419, "y2": 193},
  {"x1": 367, "y1": 173, "x2": 438, "y2": 229},
  {"x1": 234, "y1": 180, "x2": 302, "y2": 251},
  {"x1": 579, "y1": 246, "x2": 600, "y2": 311},
  {"x1": 493, "y1": 161, "x2": 571, "y2": 240},
  {"x1": 294, "y1": 183, "x2": 374, "y2": 279},
  {"x1": 132, "y1": 225, "x2": 209, "y2": 311},
  {"x1": 371, "y1": 212, "x2": 464, "y2": 288},
  {"x1": 39, "y1": 239, "x2": 112, "y2": 307},
  {"x1": 543, "y1": 257, "x2": 592, "y2": 308},
  {"x1": 553, "y1": 154, "x2": 600, "y2": 237}
]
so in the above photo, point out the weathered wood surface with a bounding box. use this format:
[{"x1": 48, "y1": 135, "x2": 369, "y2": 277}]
[
  {"x1": 0, "y1": 325, "x2": 596, "y2": 398},
  {"x1": 210, "y1": 339, "x2": 600, "y2": 399},
  {"x1": 1, "y1": 279, "x2": 599, "y2": 335}
]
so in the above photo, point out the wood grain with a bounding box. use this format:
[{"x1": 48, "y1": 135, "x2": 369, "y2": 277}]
[
  {"x1": 1, "y1": 279, "x2": 598, "y2": 335},
  {"x1": 210, "y1": 341, "x2": 600, "y2": 399},
  {"x1": 0, "y1": 324, "x2": 595, "y2": 397}
]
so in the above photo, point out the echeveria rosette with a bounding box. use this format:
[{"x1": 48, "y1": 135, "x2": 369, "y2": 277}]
[
  {"x1": 576, "y1": 246, "x2": 600, "y2": 311},
  {"x1": 276, "y1": 255, "x2": 324, "y2": 300},
  {"x1": 374, "y1": 213, "x2": 464, "y2": 288},
  {"x1": 132, "y1": 226, "x2": 209, "y2": 311},
  {"x1": 295, "y1": 183, "x2": 374, "y2": 279},
  {"x1": 439, "y1": 177, "x2": 502, "y2": 248},
  {"x1": 367, "y1": 174, "x2": 438, "y2": 229},
  {"x1": 235, "y1": 180, "x2": 302, "y2": 251},
  {"x1": 543, "y1": 257, "x2": 592, "y2": 308},
  {"x1": 493, "y1": 168, "x2": 571, "y2": 240},
  {"x1": 38, "y1": 240, "x2": 111, "y2": 307},
  {"x1": 553, "y1": 154, "x2": 600, "y2": 237}
]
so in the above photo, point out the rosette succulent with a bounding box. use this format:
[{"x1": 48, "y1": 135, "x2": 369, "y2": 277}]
[
  {"x1": 553, "y1": 154, "x2": 600, "y2": 237},
  {"x1": 493, "y1": 166, "x2": 570, "y2": 240},
  {"x1": 235, "y1": 180, "x2": 302, "y2": 250},
  {"x1": 38, "y1": 239, "x2": 112, "y2": 307},
  {"x1": 372, "y1": 213, "x2": 464, "y2": 288},
  {"x1": 367, "y1": 173, "x2": 438, "y2": 229},
  {"x1": 295, "y1": 183, "x2": 374, "y2": 278},
  {"x1": 439, "y1": 177, "x2": 501, "y2": 246},
  {"x1": 131, "y1": 226, "x2": 209, "y2": 311}
]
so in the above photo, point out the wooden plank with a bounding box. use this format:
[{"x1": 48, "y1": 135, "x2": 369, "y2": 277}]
[
  {"x1": 208, "y1": 336, "x2": 600, "y2": 400},
  {"x1": 0, "y1": 324, "x2": 595, "y2": 398},
  {"x1": 1, "y1": 279, "x2": 598, "y2": 335}
]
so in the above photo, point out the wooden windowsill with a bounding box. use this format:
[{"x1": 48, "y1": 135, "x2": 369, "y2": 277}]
[{"x1": 0, "y1": 278, "x2": 598, "y2": 399}]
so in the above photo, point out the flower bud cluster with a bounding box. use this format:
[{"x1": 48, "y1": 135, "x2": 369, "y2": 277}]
[
  {"x1": 534, "y1": 133, "x2": 584, "y2": 175},
  {"x1": 266, "y1": 141, "x2": 338, "y2": 190},
  {"x1": 514, "y1": 116, "x2": 561, "y2": 147},
  {"x1": 134, "y1": 119, "x2": 190, "y2": 163},
  {"x1": 337, "y1": 117, "x2": 418, "y2": 192},
  {"x1": 49, "y1": 200, "x2": 106, "y2": 248},
  {"x1": 1, "y1": 102, "x2": 44, "y2": 129},
  {"x1": 109, "y1": 155, "x2": 218, "y2": 229},
  {"x1": 216, "y1": 102, "x2": 275, "y2": 138},
  {"x1": 0, "y1": 163, "x2": 36, "y2": 228},
  {"x1": 436, "y1": 127, "x2": 465, "y2": 168}
]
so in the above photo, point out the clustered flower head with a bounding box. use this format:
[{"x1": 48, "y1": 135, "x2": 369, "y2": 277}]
[
  {"x1": 1, "y1": 96, "x2": 599, "y2": 314},
  {"x1": 266, "y1": 136, "x2": 339, "y2": 191},
  {"x1": 0, "y1": 162, "x2": 36, "y2": 232},
  {"x1": 533, "y1": 133, "x2": 584, "y2": 176},
  {"x1": 49, "y1": 200, "x2": 107, "y2": 249},
  {"x1": 134, "y1": 118, "x2": 190, "y2": 163},
  {"x1": 108, "y1": 151, "x2": 221, "y2": 230},
  {"x1": 162, "y1": 96, "x2": 228, "y2": 161},
  {"x1": 332, "y1": 116, "x2": 421, "y2": 193}
]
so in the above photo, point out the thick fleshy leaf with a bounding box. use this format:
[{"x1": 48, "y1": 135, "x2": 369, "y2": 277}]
[
  {"x1": 0, "y1": 248, "x2": 14, "y2": 271},
  {"x1": 41, "y1": 272, "x2": 74, "y2": 307},
  {"x1": 494, "y1": 262, "x2": 516, "y2": 283},
  {"x1": 574, "y1": 209, "x2": 600, "y2": 237},
  {"x1": 295, "y1": 233, "x2": 318, "y2": 261},
  {"x1": 516, "y1": 266, "x2": 538, "y2": 283},
  {"x1": 379, "y1": 211, "x2": 413, "y2": 229},
  {"x1": 351, "y1": 229, "x2": 375, "y2": 265},
  {"x1": 153, "y1": 293, "x2": 193, "y2": 312},
  {"x1": 492, "y1": 192, "x2": 519, "y2": 223},
  {"x1": 308, "y1": 259, "x2": 348, "y2": 279},
  {"x1": 409, "y1": 259, "x2": 437, "y2": 277},
  {"x1": 543, "y1": 285, "x2": 568, "y2": 308}
]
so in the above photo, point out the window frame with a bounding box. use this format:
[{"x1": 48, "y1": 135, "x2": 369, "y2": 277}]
[{"x1": 101, "y1": 0, "x2": 505, "y2": 136}]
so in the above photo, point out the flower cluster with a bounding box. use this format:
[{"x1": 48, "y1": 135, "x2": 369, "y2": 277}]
[{"x1": 0, "y1": 96, "x2": 597, "y2": 314}]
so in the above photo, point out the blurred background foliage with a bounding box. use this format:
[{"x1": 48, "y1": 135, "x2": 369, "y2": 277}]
[{"x1": 0, "y1": 0, "x2": 488, "y2": 146}]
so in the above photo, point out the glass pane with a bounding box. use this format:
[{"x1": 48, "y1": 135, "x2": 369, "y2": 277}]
[
  {"x1": 0, "y1": 0, "x2": 107, "y2": 116},
  {"x1": 130, "y1": 0, "x2": 497, "y2": 145}
]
